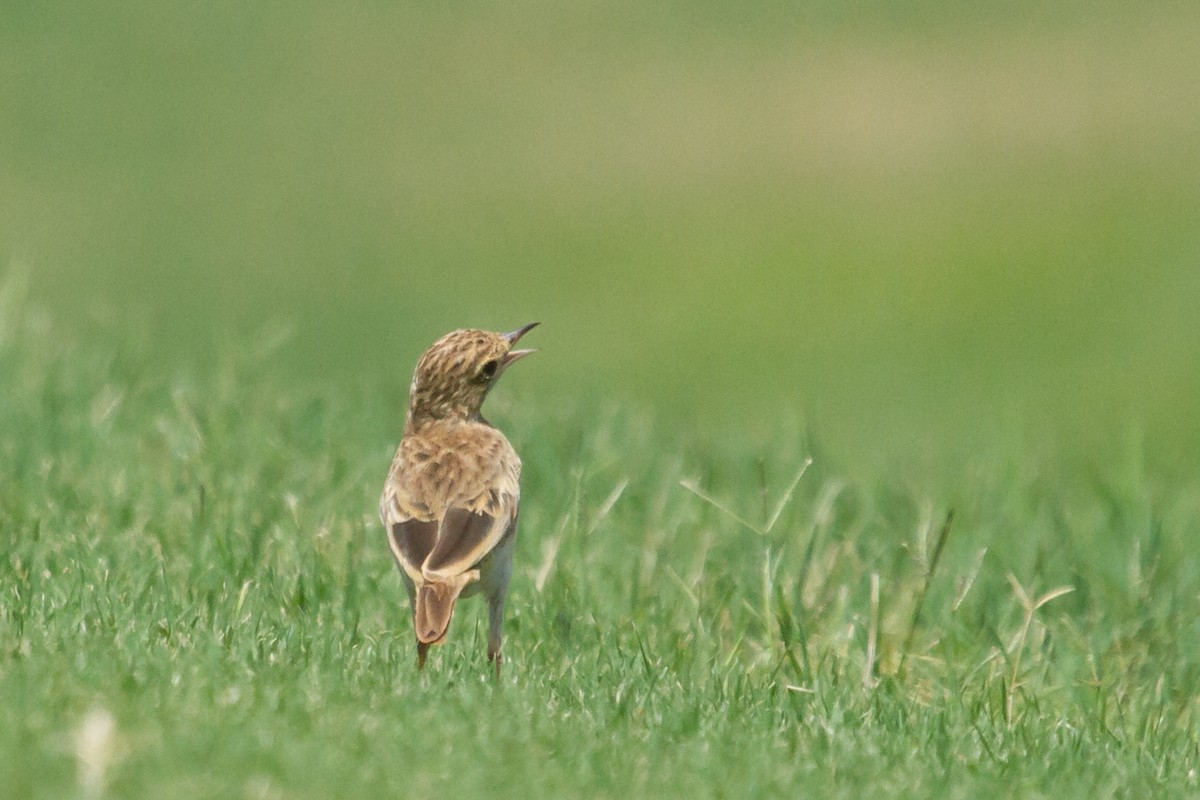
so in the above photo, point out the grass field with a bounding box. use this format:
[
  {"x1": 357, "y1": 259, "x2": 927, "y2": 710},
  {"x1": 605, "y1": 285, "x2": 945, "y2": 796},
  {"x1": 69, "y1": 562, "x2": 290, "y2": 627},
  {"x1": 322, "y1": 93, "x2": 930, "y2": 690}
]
[
  {"x1": 3, "y1": 279, "x2": 1199, "y2": 798},
  {"x1": 4, "y1": 2, "x2": 1200, "y2": 798}
]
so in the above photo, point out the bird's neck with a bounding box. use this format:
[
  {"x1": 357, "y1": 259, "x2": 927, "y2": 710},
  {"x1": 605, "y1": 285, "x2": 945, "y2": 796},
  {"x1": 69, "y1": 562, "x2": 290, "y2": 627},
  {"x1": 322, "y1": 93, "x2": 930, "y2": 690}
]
[{"x1": 404, "y1": 406, "x2": 486, "y2": 436}]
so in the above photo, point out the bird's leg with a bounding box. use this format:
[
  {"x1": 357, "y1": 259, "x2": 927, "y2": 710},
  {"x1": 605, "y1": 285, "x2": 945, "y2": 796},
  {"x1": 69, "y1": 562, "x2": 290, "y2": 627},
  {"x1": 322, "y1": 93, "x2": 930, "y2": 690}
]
[
  {"x1": 487, "y1": 591, "x2": 506, "y2": 680},
  {"x1": 417, "y1": 640, "x2": 429, "y2": 671},
  {"x1": 487, "y1": 650, "x2": 502, "y2": 680}
]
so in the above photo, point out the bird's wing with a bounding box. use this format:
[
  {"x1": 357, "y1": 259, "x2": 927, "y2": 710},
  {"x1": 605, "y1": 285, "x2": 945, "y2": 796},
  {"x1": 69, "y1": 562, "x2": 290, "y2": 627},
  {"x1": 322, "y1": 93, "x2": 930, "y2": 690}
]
[
  {"x1": 422, "y1": 502, "x2": 514, "y2": 579},
  {"x1": 423, "y1": 432, "x2": 521, "y2": 579},
  {"x1": 380, "y1": 477, "x2": 437, "y2": 586}
]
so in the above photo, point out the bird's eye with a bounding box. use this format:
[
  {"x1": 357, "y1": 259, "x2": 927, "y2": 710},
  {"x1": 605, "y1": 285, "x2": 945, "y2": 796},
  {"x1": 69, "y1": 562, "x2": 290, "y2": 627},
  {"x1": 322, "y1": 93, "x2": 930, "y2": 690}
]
[{"x1": 480, "y1": 359, "x2": 499, "y2": 380}]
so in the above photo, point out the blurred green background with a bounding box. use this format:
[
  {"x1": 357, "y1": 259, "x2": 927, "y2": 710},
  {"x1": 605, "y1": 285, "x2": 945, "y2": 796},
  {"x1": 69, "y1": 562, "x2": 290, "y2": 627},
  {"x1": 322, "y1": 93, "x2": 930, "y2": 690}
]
[{"x1": 4, "y1": 2, "x2": 1199, "y2": 469}]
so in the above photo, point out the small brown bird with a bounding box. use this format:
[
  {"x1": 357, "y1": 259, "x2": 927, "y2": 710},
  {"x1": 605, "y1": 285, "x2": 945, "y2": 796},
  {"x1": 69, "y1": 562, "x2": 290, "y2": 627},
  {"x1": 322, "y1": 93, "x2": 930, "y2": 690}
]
[{"x1": 379, "y1": 323, "x2": 537, "y2": 676}]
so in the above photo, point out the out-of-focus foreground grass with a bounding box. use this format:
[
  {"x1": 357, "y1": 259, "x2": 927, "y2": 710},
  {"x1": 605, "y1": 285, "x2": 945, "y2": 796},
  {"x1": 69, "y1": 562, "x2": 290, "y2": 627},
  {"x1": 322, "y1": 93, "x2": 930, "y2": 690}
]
[{"x1": 2, "y1": 2, "x2": 1198, "y2": 470}]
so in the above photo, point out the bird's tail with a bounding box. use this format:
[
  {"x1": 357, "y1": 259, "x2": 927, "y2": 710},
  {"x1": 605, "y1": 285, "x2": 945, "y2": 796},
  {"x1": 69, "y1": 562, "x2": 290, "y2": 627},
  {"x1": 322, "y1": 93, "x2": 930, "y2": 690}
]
[{"x1": 414, "y1": 571, "x2": 480, "y2": 644}]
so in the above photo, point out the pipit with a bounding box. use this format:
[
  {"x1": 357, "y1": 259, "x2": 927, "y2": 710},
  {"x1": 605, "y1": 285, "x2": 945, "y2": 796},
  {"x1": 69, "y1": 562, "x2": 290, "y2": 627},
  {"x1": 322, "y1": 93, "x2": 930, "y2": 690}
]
[{"x1": 379, "y1": 323, "x2": 537, "y2": 677}]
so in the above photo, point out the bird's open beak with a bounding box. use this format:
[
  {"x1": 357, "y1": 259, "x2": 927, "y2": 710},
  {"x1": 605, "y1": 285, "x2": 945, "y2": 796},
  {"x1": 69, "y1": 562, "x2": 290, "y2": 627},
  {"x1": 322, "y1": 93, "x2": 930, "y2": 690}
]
[
  {"x1": 502, "y1": 322, "x2": 539, "y2": 365},
  {"x1": 503, "y1": 322, "x2": 539, "y2": 345}
]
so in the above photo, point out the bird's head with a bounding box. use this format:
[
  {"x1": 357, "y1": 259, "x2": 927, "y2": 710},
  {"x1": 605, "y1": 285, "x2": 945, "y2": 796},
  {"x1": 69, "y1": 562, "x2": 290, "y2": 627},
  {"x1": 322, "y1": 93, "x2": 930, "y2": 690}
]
[{"x1": 406, "y1": 323, "x2": 538, "y2": 425}]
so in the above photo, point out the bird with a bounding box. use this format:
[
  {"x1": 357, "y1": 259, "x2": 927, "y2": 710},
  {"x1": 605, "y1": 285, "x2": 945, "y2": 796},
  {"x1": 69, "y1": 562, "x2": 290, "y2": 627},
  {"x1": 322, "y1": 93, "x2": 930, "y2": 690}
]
[{"x1": 379, "y1": 323, "x2": 537, "y2": 677}]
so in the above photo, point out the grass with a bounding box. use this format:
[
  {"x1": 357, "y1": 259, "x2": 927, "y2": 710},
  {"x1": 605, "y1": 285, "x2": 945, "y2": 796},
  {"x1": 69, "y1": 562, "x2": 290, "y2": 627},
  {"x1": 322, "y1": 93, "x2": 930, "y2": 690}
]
[{"x1": 3, "y1": 298, "x2": 1199, "y2": 799}]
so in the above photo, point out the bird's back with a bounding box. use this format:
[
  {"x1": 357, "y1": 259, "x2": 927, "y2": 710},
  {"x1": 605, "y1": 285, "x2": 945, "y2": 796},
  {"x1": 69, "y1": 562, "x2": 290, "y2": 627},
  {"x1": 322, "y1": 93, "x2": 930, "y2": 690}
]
[{"x1": 381, "y1": 419, "x2": 520, "y2": 524}]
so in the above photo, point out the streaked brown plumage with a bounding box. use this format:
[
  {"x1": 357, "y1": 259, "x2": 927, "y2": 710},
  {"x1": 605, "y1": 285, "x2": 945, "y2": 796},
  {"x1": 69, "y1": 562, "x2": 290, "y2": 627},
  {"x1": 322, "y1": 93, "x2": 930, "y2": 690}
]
[{"x1": 379, "y1": 323, "x2": 537, "y2": 676}]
